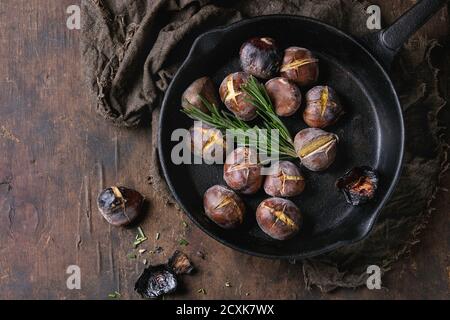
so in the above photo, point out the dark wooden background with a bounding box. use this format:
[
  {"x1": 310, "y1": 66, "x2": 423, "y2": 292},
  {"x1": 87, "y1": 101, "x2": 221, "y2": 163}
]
[{"x1": 0, "y1": 0, "x2": 448, "y2": 299}]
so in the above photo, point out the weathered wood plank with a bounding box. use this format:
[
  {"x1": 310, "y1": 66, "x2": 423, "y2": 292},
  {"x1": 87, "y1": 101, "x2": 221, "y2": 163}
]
[{"x1": 0, "y1": 0, "x2": 447, "y2": 299}]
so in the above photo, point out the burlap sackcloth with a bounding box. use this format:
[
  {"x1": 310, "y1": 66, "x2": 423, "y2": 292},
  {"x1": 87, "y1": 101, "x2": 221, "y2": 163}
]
[{"x1": 80, "y1": 0, "x2": 447, "y2": 292}]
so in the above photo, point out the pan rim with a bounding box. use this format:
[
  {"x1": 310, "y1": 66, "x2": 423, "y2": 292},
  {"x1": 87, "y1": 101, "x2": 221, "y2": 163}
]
[{"x1": 157, "y1": 14, "x2": 405, "y2": 259}]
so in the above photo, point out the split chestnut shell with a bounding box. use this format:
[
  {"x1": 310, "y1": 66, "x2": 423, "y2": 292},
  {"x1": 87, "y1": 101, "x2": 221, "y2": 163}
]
[
  {"x1": 203, "y1": 185, "x2": 246, "y2": 229},
  {"x1": 223, "y1": 147, "x2": 263, "y2": 194},
  {"x1": 264, "y1": 161, "x2": 305, "y2": 197},
  {"x1": 304, "y1": 86, "x2": 344, "y2": 128},
  {"x1": 294, "y1": 128, "x2": 338, "y2": 172},
  {"x1": 189, "y1": 123, "x2": 225, "y2": 163},
  {"x1": 219, "y1": 72, "x2": 257, "y2": 121},
  {"x1": 256, "y1": 197, "x2": 302, "y2": 240},
  {"x1": 280, "y1": 47, "x2": 319, "y2": 86}
]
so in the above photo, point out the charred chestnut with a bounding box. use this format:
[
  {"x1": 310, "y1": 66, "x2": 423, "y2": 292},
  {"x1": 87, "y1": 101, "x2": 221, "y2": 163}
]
[
  {"x1": 135, "y1": 264, "x2": 177, "y2": 299},
  {"x1": 240, "y1": 37, "x2": 282, "y2": 79},
  {"x1": 219, "y1": 72, "x2": 257, "y2": 121},
  {"x1": 336, "y1": 166, "x2": 379, "y2": 206},
  {"x1": 265, "y1": 77, "x2": 302, "y2": 117},
  {"x1": 280, "y1": 47, "x2": 319, "y2": 86},
  {"x1": 168, "y1": 250, "x2": 194, "y2": 275},
  {"x1": 256, "y1": 198, "x2": 302, "y2": 240},
  {"x1": 182, "y1": 76, "x2": 219, "y2": 113},
  {"x1": 97, "y1": 186, "x2": 144, "y2": 226},
  {"x1": 264, "y1": 161, "x2": 305, "y2": 197},
  {"x1": 294, "y1": 128, "x2": 338, "y2": 172},
  {"x1": 203, "y1": 185, "x2": 245, "y2": 229},
  {"x1": 189, "y1": 123, "x2": 225, "y2": 162},
  {"x1": 224, "y1": 147, "x2": 263, "y2": 194},
  {"x1": 304, "y1": 86, "x2": 344, "y2": 128}
]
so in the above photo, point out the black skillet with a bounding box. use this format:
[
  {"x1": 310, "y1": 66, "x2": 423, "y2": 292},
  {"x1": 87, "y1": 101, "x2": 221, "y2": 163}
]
[{"x1": 158, "y1": 0, "x2": 447, "y2": 259}]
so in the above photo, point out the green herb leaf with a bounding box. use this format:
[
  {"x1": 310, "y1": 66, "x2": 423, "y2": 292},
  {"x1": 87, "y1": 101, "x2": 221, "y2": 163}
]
[
  {"x1": 182, "y1": 76, "x2": 297, "y2": 160},
  {"x1": 108, "y1": 291, "x2": 121, "y2": 299},
  {"x1": 179, "y1": 238, "x2": 189, "y2": 246},
  {"x1": 133, "y1": 227, "x2": 148, "y2": 247}
]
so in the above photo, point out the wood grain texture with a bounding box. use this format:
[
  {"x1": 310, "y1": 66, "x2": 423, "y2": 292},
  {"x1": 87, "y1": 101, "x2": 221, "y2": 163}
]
[{"x1": 0, "y1": 0, "x2": 448, "y2": 299}]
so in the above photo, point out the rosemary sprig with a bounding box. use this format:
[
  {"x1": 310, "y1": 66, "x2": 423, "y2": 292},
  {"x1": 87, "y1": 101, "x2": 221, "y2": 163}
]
[{"x1": 181, "y1": 77, "x2": 297, "y2": 159}]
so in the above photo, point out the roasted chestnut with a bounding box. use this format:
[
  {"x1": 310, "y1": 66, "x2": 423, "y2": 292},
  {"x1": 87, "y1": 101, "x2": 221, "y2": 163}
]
[
  {"x1": 189, "y1": 123, "x2": 225, "y2": 163},
  {"x1": 181, "y1": 76, "x2": 219, "y2": 113},
  {"x1": 256, "y1": 198, "x2": 302, "y2": 240},
  {"x1": 264, "y1": 161, "x2": 305, "y2": 197},
  {"x1": 294, "y1": 128, "x2": 338, "y2": 172},
  {"x1": 97, "y1": 186, "x2": 144, "y2": 226},
  {"x1": 280, "y1": 47, "x2": 319, "y2": 86},
  {"x1": 203, "y1": 185, "x2": 245, "y2": 229},
  {"x1": 223, "y1": 147, "x2": 263, "y2": 194},
  {"x1": 336, "y1": 166, "x2": 379, "y2": 206},
  {"x1": 265, "y1": 77, "x2": 302, "y2": 117},
  {"x1": 219, "y1": 72, "x2": 257, "y2": 121},
  {"x1": 240, "y1": 37, "x2": 282, "y2": 79},
  {"x1": 304, "y1": 86, "x2": 344, "y2": 128},
  {"x1": 135, "y1": 264, "x2": 177, "y2": 299}
]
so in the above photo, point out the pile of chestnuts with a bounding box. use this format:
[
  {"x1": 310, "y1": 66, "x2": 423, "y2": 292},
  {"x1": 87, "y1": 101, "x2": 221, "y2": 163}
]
[{"x1": 180, "y1": 36, "x2": 378, "y2": 242}]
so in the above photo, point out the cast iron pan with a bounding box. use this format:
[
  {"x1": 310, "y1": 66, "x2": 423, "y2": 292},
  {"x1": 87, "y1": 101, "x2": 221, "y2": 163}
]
[{"x1": 158, "y1": 0, "x2": 447, "y2": 259}]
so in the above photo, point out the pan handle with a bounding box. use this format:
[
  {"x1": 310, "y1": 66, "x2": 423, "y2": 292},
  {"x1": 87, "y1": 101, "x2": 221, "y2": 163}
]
[{"x1": 362, "y1": 0, "x2": 448, "y2": 69}]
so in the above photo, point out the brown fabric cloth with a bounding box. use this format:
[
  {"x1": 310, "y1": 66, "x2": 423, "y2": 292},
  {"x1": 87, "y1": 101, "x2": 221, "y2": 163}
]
[{"x1": 81, "y1": 0, "x2": 447, "y2": 291}]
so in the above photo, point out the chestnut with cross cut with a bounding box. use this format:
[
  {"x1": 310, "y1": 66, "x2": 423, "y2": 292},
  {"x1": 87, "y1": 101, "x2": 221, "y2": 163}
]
[
  {"x1": 240, "y1": 37, "x2": 282, "y2": 79},
  {"x1": 189, "y1": 123, "x2": 225, "y2": 163},
  {"x1": 97, "y1": 186, "x2": 144, "y2": 227},
  {"x1": 219, "y1": 72, "x2": 257, "y2": 121},
  {"x1": 203, "y1": 185, "x2": 246, "y2": 229},
  {"x1": 223, "y1": 147, "x2": 263, "y2": 194},
  {"x1": 256, "y1": 198, "x2": 302, "y2": 240},
  {"x1": 303, "y1": 85, "x2": 344, "y2": 128},
  {"x1": 294, "y1": 128, "x2": 338, "y2": 172},
  {"x1": 264, "y1": 161, "x2": 305, "y2": 197},
  {"x1": 280, "y1": 47, "x2": 319, "y2": 86}
]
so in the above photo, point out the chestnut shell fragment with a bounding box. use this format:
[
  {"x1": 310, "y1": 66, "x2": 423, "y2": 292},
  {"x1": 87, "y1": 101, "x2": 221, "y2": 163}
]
[
  {"x1": 168, "y1": 250, "x2": 195, "y2": 275},
  {"x1": 336, "y1": 166, "x2": 379, "y2": 206},
  {"x1": 97, "y1": 186, "x2": 144, "y2": 226},
  {"x1": 135, "y1": 265, "x2": 177, "y2": 299}
]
